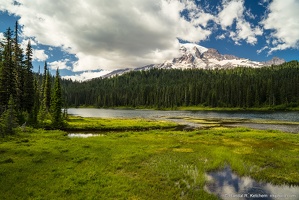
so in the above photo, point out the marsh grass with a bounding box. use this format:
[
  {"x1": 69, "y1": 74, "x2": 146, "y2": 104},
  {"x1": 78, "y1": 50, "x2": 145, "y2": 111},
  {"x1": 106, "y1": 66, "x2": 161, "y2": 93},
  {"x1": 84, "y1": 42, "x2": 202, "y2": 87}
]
[
  {"x1": 65, "y1": 116, "x2": 177, "y2": 131},
  {"x1": 176, "y1": 106, "x2": 299, "y2": 111},
  {"x1": 0, "y1": 120, "x2": 298, "y2": 199},
  {"x1": 171, "y1": 116, "x2": 299, "y2": 126}
]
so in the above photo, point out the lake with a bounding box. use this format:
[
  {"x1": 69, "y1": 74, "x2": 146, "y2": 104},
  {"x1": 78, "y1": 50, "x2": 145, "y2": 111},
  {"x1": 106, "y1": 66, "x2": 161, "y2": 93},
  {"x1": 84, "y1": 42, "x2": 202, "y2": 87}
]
[
  {"x1": 67, "y1": 108, "x2": 299, "y2": 121},
  {"x1": 67, "y1": 108, "x2": 299, "y2": 133}
]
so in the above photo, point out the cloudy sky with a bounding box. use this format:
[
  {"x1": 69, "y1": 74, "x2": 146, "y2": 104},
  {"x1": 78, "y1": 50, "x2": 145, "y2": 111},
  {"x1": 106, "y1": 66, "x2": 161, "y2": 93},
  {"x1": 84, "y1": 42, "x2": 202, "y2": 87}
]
[{"x1": 0, "y1": 0, "x2": 298, "y2": 81}]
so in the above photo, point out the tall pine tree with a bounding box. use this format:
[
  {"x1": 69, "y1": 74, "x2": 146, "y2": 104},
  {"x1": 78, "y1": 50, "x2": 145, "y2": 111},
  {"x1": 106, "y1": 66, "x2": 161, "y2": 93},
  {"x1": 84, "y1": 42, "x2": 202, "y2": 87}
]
[
  {"x1": 51, "y1": 68, "x2": 63, "y2": 128},
  {"x1": 44, "y1": 70, "x2": 51, "y2": 111},
  {"x1": 0, "y1": 28, "x2": 15, "y2": 108},
  {"x1": 38, "y1": 62, "x2": 51, "y2": 122},
  {"x1": 23, "y1": 40, "x2": 34, "y2": 113},
  {"x1": 0, "y1": 40, "x2": 3, "y2": 114},
  {"x1": 13, "y1": 21, "x2": 24, "y2": 112}
]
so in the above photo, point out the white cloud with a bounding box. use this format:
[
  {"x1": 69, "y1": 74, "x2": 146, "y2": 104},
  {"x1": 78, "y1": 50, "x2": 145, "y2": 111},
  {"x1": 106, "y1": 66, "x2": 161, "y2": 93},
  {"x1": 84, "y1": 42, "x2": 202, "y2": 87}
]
[
  {"x1": 49, "y1": 59, "x2": 71, "y2": 70},
  {"x1": 217, "y1": 0, "x2": 263, "y2": 45},
  {"x1": 261, "y1": 0, "x2": 299, "y2": 52},
  {"x1": 245, "y1": 9, "x2": 255, "y2": 20},
  {"x1": 216, "y1": 34, "x2": 225, "y2": 40},
  {"x1": 233, "y1": 21, "x2": 263, "y2": 45},
  {"x1": 187, "y1": 1, "x2": 216, "y2": 28},
  {"x1": 62, "y1": 70, "x2": 112, "y2": 82},
  {"x1": 0, "y1": 0, "x2": 214, "y2": 72},
  {"x1": 218, "y1": 0, "x2": 244, "y2": 29},
  {"x1": 32, "y1": 49, "x2": 48, "y2": 61},
  {"x1": 257, "y1": 46, "x2": 268, "y2": 54},
  {"x1": 191, "y1": 12, "x2": 216, "y2": 28}
]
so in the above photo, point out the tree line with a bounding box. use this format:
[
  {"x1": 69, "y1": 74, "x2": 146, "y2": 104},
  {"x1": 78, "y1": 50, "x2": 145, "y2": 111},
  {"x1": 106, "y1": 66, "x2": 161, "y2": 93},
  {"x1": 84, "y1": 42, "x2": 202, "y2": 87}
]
[
  {"x1": 62, "y1": 61, "x2": 299, "y2": 109},
  {"x1": 0, "y1": 22, "x2": 63, "y2": 136}
]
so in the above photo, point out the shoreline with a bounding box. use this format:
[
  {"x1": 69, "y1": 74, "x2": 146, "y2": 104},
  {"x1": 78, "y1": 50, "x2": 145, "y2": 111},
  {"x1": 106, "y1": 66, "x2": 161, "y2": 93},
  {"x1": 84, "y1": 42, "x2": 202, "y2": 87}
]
[{"x1": 71, "y1": 105, "x2": 299, "y2": 112}]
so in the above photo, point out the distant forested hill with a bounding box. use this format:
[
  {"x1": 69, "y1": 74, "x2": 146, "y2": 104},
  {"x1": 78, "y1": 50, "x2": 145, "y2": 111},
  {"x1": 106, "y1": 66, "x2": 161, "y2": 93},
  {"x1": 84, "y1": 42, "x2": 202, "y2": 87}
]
[{"x1": 61, "y1": 61, "x2": 299, "y2": 109}]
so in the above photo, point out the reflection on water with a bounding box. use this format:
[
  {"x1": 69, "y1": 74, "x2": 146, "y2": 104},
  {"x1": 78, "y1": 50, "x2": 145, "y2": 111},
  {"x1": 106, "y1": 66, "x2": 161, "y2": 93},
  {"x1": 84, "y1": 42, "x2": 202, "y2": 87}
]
[
  {"x1": 68, "y1": 133, "x2": 104, "y2": 138},
  {"x1": 205, "y1": 166, "x2": 299, "y2": 200}
]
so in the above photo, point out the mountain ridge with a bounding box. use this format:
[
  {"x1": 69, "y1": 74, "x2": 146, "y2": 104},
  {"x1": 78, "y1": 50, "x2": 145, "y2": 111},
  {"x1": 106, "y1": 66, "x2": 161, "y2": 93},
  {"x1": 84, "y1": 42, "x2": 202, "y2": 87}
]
[{"x1": 102, "y1": 43, "x2": 285, "y2": 78}]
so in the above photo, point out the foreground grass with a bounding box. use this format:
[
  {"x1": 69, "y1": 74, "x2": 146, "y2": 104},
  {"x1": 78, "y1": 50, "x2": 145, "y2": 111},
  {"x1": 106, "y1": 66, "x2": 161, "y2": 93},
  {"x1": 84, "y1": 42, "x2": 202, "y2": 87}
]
[{"x1": 0, "y1": 120, "x2": 298, "y2": 199}]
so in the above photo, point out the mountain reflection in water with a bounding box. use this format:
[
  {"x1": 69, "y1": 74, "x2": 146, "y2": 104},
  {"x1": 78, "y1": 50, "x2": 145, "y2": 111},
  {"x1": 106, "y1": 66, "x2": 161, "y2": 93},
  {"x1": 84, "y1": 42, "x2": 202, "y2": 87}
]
[{"x1": 205, "y1": 166, "x2": 299, "y2": 200}]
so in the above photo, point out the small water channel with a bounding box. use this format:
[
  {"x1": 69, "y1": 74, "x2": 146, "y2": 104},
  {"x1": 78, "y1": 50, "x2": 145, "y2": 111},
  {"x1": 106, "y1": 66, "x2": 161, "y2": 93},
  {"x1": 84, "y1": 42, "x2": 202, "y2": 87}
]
[
  {"x1": 68, "y1": 133, "x2": 105, "y2": 138},
  {"x1": 205, "y1": 166, "x2": 299, "y2": 200}
]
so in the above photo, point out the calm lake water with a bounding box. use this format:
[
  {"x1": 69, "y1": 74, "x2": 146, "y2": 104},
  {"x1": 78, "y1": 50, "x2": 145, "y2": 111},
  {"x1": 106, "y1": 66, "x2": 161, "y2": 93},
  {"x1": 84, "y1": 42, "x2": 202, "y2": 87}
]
[
  {"x1": 68, "y1": 108, "x2": 299, "y2": 122},
  {"x1": 67, "y1": 108, "x2": 299, "y2": 133}
]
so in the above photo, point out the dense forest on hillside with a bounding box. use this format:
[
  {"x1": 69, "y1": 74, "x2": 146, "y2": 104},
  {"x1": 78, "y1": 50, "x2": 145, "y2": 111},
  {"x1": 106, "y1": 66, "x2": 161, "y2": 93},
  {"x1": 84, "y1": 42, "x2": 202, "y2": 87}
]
[{"x1": 62, "y1": 61, "x2": 299, "y2": 109}]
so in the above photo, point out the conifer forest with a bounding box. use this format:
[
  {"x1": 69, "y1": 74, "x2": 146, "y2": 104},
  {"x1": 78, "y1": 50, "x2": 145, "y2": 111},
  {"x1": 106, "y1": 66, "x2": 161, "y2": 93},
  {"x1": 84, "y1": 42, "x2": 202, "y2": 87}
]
[
  {"x1": 62, "y1": 61, "x2": 299, "y2": 109},
  {"x1": 0, "y1": 23, "x2": 63, "y2": 136}
]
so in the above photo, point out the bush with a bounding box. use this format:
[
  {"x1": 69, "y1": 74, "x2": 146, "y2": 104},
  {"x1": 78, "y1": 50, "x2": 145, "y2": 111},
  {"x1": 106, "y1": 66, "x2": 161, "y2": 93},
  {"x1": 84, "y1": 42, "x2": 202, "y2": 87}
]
[{"x1": 0, "y1": 96, "x2": 19, "y2": 136}]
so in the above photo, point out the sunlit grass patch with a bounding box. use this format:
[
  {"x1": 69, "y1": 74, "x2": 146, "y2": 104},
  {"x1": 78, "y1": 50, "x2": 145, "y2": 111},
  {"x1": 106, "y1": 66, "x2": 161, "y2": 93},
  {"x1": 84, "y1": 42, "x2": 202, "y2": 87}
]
[
  {"x1": 233, "y1": 147, "x2": 254, "y2": 155},
  {"x1": 173, "y1": 148, "x2": 194, "y2": 153}
]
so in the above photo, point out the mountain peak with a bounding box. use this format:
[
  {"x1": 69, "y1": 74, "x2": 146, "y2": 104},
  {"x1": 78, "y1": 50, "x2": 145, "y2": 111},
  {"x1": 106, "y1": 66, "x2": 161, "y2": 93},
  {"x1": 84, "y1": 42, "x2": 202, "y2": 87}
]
[
  {"x1": 180, "y1": 43, "x2": 208, "y2": 54},
  {"x1": 262, "y1": 57, "x2": 285, "y2": 66},
  {"x1": 102, "y1": 44, "x2": 286, "y2": 78},
  {"x1": 202, "y1": 48, "x2": 222, "y2": 60}
]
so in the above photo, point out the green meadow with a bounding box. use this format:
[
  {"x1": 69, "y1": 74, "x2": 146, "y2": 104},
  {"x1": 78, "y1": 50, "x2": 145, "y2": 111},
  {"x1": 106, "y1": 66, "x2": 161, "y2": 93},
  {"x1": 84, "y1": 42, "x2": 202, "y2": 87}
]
[{"x1": 0, "y1": 118, "x2": 298, "y2": 199}]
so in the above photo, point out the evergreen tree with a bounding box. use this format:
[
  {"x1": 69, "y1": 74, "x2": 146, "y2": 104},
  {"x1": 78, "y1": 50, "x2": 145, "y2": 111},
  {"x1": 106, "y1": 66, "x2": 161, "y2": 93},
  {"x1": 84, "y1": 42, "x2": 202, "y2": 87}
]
[
  {"x1": 0, "y1": 51, "x2": 3, "y2": 114},
  {"x1": 13, "y1": 21, "x2": 25, "y2": 112},
  {"x1": 29, "y1": 77, "x2": 39, "y2": 126},
  {"x1": 0, "y1": 28, "x2": 15, "y2": 107},
  {"x1": 40, "y1": 62, "x2": 47, "y2": 102},
  {"x1": 38, "y1": 62, "x2": 51, "y2": 122},
  {"x1": 23, "y1": 40, "x2": 34, "y2": 113},
  {"x1": 44, "y1": 70, "x2": 52, "y2": 111},
  {"x1": 51, "y1": 69, "x2": 63, "y2": 128}
]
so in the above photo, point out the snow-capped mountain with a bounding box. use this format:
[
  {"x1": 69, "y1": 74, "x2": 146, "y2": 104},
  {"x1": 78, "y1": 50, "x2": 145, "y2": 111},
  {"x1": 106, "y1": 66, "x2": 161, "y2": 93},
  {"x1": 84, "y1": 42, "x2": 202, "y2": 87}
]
[
  {"x1": 153, "y1": 44, "x2": 285, "y2": 70},
  {"x1": 102, "y1": 43, "x2": 285, "y2": 78}
]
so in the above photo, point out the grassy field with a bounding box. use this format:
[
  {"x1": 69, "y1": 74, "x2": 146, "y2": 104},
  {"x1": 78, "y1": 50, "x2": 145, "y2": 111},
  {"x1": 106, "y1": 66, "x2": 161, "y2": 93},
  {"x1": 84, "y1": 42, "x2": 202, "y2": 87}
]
[{"x1": 0, "y1": 118, "x2": 298, "y2": 199}]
